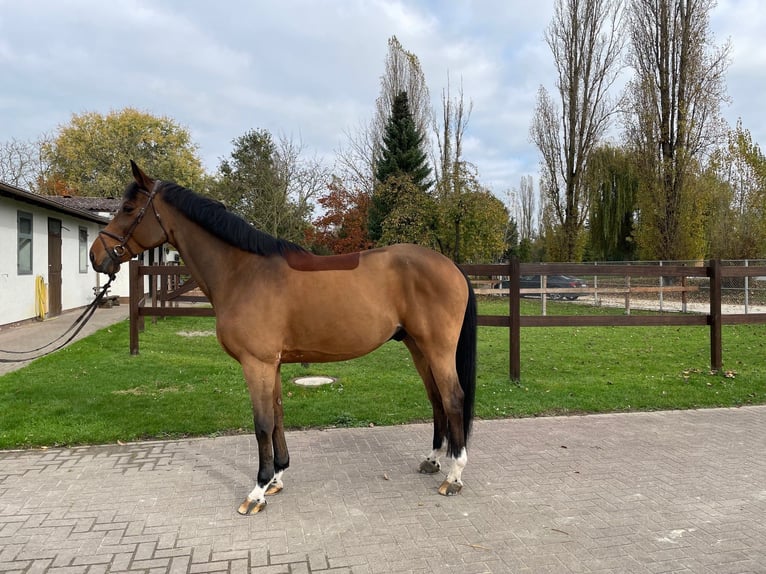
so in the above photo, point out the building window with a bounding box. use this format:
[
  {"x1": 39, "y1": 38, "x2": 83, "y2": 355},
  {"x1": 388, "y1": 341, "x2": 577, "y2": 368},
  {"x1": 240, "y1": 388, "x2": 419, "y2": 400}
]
[
  {"x1": 17, "y1": 211, "x2": 33, "y2": 275},
  {"x1": 79, "y1": 227, "x2": 89, "y2": 273}
]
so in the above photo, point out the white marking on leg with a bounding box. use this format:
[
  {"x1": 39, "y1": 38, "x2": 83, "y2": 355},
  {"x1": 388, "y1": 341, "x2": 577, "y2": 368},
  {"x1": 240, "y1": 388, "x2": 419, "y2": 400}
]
[
  {"x1": 446, "y1": 447, "x2": 467, "y2": 486},
  {"x1": 426, "y1": 438, "x2": 447, "y2": 464},
  {"x1": 420, "y1": 438, "x2": 446, "y2": 474},
  {"x1": 247, "y1": 483, "x2": 267, "y2": 505},
  {"x1": 266, "y1": 470, "x2": 284, "y2": 495}
]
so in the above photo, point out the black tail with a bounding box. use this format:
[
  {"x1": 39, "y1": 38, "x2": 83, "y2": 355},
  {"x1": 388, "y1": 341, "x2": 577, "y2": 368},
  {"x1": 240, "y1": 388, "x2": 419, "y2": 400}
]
[{"x1": 456, "y1": 275, "x2": 477, "y2": 447}]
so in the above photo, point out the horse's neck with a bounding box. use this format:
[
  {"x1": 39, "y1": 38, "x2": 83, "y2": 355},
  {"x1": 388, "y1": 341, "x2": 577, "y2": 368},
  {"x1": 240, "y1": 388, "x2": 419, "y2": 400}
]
[{"x1": 169, "y1": 219, "x2": 244, "y2": 303}]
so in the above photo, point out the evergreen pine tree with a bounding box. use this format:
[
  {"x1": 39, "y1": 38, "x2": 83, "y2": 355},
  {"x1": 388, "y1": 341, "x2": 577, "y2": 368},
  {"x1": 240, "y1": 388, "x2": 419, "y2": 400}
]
[
  {"x1": 375, "y1": 91, "x2": 432, "y2": 189},
  {"x1": 369, "y1": 91, "x2": 432, "y2": 242}
]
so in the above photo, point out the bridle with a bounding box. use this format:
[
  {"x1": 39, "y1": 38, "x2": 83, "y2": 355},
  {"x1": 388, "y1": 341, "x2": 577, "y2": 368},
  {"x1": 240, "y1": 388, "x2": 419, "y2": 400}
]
[{"x1": 98, "y1": 179, "x2": 169, "y2": 270}]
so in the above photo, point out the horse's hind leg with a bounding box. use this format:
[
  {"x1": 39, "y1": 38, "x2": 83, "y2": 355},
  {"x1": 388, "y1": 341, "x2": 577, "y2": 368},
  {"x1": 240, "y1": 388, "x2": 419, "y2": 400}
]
[
  {"x1": 426, "y1": 353, "x2": 468, "y2": 496},
  {"x1": 404, "y1": 338, "x2": 447, "y2": 475}
]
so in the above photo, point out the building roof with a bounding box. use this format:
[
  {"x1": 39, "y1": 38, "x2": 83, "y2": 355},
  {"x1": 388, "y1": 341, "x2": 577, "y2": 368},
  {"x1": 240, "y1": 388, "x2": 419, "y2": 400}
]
[
  {"x1": 44, "y1": 195, "x2": 121, "y2": 217},
  {"x1": 0, "y1": 181, "x2": 112, "y2": 224}
]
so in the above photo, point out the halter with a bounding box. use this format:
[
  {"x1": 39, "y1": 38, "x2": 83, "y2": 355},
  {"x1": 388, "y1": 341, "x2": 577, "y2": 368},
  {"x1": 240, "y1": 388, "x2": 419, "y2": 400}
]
[{"x1": 98, "y1": 179, "x2": 169, "y2": 268}]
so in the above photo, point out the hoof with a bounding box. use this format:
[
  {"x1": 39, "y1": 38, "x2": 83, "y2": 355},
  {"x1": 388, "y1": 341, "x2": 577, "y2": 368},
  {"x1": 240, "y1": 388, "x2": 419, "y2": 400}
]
[
  {"x1": 265, "y1": 482, "x2": 283, "y2": 496},
  {"x1": 438, "y1": 480, "x2": 463, "y2": 496},
  {"x1": 419, "y1": 459, "x2": 441, "y2": 474},
  {"x1": 237, "y1": 497, "x2": 266, "y2": 515}
]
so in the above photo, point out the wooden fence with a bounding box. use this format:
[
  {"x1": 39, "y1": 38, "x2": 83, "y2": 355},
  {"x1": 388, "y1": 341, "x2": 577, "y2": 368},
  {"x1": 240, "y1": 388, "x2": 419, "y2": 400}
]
[{"x1": 128, "y1": 259, "x2": 766, "y2": 381}]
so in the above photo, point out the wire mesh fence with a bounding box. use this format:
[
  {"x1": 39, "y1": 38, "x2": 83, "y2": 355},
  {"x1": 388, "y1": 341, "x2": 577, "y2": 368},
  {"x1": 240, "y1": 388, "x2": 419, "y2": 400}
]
[{"x1": 562, "y1": 260, "x2": 766, "y2": 314}]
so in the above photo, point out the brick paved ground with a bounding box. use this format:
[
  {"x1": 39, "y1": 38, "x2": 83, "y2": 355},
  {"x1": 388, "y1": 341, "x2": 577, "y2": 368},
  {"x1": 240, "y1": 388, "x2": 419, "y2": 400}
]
[{"x1": 1, "y1": 406, "x2": 765, "y2": 573}]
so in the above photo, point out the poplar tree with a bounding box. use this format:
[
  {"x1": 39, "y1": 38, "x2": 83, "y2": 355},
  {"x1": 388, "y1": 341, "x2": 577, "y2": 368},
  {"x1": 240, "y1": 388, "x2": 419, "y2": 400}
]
[
  {"x1": 530, "y1": 0, "x2": 624, "y2": 261},
  {"x1": 625, "y1": 0, "x2": 730, "y2": 260}
]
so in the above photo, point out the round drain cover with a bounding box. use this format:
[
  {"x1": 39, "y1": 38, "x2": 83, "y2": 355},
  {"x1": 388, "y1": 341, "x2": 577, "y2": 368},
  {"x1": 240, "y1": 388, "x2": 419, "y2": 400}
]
[{"x1": 292, "y1": 376, "x2": 336, "y2": 387}]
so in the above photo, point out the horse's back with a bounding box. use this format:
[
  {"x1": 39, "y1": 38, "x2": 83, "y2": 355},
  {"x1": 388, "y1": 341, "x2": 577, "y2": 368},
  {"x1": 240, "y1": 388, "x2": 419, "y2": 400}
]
[{"x1": 369, "y1": 243, "x2": 468, "y2": 295}]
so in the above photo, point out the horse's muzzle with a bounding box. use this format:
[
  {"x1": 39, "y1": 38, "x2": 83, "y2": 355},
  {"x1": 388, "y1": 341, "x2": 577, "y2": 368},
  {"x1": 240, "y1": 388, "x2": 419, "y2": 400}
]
[{"x1": 89, "y1": 248, "x2": 120, "y2": 277}]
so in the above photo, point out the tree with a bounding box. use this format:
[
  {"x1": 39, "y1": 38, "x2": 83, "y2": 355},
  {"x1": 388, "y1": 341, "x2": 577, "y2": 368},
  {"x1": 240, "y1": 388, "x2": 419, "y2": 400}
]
[
  {"x1": 335, "y1": 36, "x2": 431, "y2": 197},
  {"x1": 586, "y1": 144, "x2": 639, "y2": 260},
  {"x1": 43, "y1": 108, "x2": 204, "y2": 197},
  {"x1": 334, "y1": 120, "x2": 379, "y2": 197},
  {"x1": 369, "y1": 91, "x2": 432, "y2": 242},
  {"x1": 377, "y1": 174, "x2": 438, "y2": 247},
  {"x1": 511, "y1": 175, "x2": 538, "y2": 262},
  {"x1": 530, "y1": 0, "x2": 624, "y2": 261},
  {"x1": 374, "y1": 91, "x2": 432, "y2": 190},
  {"x1": 503, "y1": 216, "x2": 522, "y2": 262},
  {"x1": 273, "y1": 133, "x2": 330, "y2": 240},
  {"x1": 625, "y1": 0, "x2": 730, "y2": 260},
  {"x1": 433, "y1": 76, "x2": 474, "y2": 263},
  {"x1": 704, "y1": 120, "x2": 766, "y2": 258},
  {"x1": 213, "y1": 129, "x2": 327, "y2": 244},
  {"x1": 310, "y1": 177, "x2": 374, "y2": 254},
  {"x1": 428, "y1": 74, "x2": 510, "y2": 263},
  {"x1": 442, "y1": 181, "x2": 510, "y2": 263},
  {"x1": 373, "y1": 36, "x2": 432, "y2": 163},
  {"x1": 515, "y1": 175, "x2": 536, "y2": 244},
  {"x1": 0, "y1": 136, "x2": 51, "y2": 192}
]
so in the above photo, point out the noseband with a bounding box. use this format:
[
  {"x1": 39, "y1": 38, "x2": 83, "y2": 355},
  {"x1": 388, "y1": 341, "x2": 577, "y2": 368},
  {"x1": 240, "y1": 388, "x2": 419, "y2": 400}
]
[{"x1": 98, "y1": 180, "x2": 169, "y2": 266}]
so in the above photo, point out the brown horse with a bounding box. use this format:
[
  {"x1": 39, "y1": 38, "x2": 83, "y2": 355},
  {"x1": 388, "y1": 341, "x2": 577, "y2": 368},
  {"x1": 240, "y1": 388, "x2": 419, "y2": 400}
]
[{"x1": 90, "y1": 162, "x2": 477, "y2": 515}]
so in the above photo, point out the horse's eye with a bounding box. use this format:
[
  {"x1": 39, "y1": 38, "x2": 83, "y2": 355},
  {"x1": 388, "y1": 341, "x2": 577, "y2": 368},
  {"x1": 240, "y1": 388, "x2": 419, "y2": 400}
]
[{"x1": 123, "y1": 204, "x2": 135, "y2": 214}]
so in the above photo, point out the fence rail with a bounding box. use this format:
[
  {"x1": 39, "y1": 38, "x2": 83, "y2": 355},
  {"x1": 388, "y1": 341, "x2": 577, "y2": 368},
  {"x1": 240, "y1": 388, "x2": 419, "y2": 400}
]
[{"x1": 128, "y1": 259, "x2": 766, "y2": 381}]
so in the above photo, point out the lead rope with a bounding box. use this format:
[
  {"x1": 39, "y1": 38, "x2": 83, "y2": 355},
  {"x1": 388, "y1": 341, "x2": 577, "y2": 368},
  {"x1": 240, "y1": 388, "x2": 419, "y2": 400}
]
[{"x1": 0, "y1": 276, "x2": 115, "y2": 363}]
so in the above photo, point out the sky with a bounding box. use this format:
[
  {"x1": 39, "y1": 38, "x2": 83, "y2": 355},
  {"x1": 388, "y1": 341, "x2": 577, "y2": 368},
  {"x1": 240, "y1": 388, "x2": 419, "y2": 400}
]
[{"x1": 2, "y1": 0, "x2": 764, "y2": 207}]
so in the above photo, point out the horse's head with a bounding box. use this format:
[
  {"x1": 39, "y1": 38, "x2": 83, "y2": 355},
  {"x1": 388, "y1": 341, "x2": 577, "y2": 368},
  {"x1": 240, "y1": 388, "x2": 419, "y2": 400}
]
[{"x1": 89, "y1": 161, "x2": 169, "y2": 277}]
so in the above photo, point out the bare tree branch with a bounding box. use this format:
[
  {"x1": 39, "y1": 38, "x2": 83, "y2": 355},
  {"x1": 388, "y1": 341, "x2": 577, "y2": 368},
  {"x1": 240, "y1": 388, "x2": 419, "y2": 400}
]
[
  {"x1": 625, "y1": 0, "x2": 730, "y2": 259},
  {"x1": 531, "y1": 0, "x2": 625, "y2": 261}
]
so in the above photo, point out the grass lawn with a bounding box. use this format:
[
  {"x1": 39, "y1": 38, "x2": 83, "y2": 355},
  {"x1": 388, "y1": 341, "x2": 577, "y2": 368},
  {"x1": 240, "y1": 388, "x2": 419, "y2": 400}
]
[{"x1": 1, "y1": 298, "x2": 765, "y2": 449}]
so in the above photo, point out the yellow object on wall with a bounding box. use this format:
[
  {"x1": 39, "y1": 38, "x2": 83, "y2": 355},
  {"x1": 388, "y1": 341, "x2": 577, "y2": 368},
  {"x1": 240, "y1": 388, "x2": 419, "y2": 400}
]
[{"x1": 35, "y1": 275, "x2": 48, "y2": 320}]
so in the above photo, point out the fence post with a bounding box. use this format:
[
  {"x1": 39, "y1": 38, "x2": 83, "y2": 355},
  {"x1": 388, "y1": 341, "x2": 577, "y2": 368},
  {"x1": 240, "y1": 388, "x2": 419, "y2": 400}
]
[
  {"x1": 151, "y1": 270, "x2": 159, "y2": 325},
  {"x1": 593, "y1": 263, "x2": 600, "y2": 306},
  {"x1": 709, "y1": 259, "x2": 722, "y2": 371},
  {"x1": 129, "y1": 260, "x2": 140, "y2": 355},
  {"x1": 509, "y1": 257, "x2": 521, "y2": 382},
  {"x1": 744, "y1": 259, "x2": 750, "y2": 314}
]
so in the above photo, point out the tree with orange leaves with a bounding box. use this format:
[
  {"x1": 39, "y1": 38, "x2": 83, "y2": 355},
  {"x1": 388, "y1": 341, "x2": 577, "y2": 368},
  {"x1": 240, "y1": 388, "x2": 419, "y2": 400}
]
[{"x1": 309, "y1": 177, "x2": 373, "y2": 254}]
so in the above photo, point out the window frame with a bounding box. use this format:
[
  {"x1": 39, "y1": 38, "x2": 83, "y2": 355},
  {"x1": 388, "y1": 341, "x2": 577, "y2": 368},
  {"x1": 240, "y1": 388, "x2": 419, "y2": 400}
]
[
  {"x1": 78, "y1": 226, "x2": 89, "y2": 273},
  {"x1": 17, "y1": 211, "x2": 33, "y2": 275}
]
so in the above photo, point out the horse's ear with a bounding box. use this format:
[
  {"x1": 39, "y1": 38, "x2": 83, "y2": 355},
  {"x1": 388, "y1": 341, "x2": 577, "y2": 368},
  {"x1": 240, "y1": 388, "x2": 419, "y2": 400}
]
[{"x1": 130, "y1": 160, "x2": 154, "y2": 190}]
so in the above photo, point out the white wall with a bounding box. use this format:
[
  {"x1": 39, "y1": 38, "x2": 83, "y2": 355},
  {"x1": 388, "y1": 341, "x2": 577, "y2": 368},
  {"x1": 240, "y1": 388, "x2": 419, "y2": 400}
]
[{"x1": 0, "y1": 196, "x2": 118, "y2": 326}]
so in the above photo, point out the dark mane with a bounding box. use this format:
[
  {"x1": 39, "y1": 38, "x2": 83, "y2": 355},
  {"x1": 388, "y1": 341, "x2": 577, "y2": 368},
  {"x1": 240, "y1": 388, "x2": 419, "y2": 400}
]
[{"x1": 126, "y1": 181, "x2": 306, "y2": 257}]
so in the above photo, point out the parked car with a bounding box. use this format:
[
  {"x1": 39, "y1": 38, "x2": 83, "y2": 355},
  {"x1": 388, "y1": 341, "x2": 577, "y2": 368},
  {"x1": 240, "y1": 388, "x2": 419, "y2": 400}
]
[{"x1": 495, "y1": 275, "x2": 588, "y2": 300}]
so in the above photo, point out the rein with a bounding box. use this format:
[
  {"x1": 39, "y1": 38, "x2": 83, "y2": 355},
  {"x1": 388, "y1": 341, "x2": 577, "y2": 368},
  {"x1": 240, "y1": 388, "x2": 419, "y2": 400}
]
[{"x1": 0, "y1": 276, "x2": 115, "y2": 363}]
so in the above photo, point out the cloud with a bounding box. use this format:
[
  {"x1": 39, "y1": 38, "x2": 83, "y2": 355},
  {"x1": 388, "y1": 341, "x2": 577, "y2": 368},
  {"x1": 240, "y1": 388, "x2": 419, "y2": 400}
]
[
  {"x1": 0, "y1": 0, "x2": 761, "y2": 200},
  {"x1": 711, "y1": 0, "x2": 766, "y2": 144}
]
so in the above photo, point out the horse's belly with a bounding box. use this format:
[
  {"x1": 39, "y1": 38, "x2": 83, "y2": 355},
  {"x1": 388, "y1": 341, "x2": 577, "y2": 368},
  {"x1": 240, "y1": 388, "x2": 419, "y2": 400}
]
[
  {"x1": 280, "y1": 348, "x2": 376, "y2": 364},
  {"x1": 280, "y1": 319, "x2": 396, "y2": 364}
]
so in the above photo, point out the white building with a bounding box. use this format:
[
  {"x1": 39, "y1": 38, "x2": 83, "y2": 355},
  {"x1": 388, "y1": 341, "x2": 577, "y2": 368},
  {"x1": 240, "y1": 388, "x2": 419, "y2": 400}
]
[{"x1": 0, "y1": 182, "x2": 131, "y2": 327}]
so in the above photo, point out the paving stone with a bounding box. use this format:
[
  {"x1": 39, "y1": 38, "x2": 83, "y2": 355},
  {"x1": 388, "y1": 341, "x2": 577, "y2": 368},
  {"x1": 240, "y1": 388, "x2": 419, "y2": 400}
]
[{"x1": 0, "y1": 407, "x2": 765, "y2": 572}]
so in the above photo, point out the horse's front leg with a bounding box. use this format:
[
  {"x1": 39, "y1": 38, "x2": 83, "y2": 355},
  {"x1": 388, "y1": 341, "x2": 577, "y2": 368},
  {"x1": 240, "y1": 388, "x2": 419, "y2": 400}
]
[
  {"x1": 266, "y1": 364, "x2": 289, "y2": 496},
  {"x1": 237, "y1": 357, "x2": 281, "y2": 515}
]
